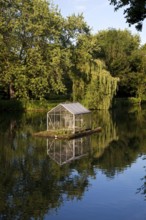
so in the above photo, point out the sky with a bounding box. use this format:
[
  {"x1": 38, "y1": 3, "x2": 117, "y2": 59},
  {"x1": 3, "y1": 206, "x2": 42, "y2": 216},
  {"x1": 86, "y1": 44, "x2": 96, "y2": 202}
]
[{"x1": 53, "y1": 0, "x2": 146, "y2": 45}]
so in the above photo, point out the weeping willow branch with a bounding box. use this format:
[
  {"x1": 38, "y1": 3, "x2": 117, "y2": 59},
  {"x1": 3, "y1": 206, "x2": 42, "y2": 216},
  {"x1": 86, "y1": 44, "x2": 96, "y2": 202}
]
[{"x1": 83, "y1": 59, "x2": 119, "y2": 110}]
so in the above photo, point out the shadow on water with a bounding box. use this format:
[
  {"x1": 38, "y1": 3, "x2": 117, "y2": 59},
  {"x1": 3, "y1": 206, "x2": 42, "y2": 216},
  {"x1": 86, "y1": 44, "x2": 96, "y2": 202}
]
[{"x1": 0, "y1": 105, "x2": 146, "y2": 219}]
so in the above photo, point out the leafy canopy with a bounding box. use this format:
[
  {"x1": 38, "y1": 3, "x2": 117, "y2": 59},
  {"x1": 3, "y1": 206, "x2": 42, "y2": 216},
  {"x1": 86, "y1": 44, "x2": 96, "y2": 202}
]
[{"x1": 109, "y1": 0, "x2": 146, "y2": 30}]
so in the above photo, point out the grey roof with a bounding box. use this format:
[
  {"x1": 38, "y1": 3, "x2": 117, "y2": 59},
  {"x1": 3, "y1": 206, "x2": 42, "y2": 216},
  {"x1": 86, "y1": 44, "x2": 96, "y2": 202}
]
[
  {"x1": 61, "y1": 102, "x2": 90, "y2": 115},
  {"x1": 48, "y1": 102, "x2": 90, "y2": 115}
]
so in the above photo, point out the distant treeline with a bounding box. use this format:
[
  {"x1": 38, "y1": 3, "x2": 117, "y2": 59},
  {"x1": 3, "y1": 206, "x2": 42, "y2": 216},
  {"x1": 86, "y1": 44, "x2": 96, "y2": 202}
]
[{"x1": 0, "y1": 0, "x2": 146, "y2": 109}]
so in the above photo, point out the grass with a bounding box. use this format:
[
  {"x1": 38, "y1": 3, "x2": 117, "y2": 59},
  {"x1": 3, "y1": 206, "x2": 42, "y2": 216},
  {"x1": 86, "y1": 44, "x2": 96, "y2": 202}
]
[
  {"x1": 33, "y1": 127, "x2": 102, "y2": 139},
  {"x1": 0, "y1": 98, "x2": 68, "y2": 112},
  {"x1": 0, "y1": 96, "x2": 145, "y2": 112},
  {"x1": 24, "y1": 100, "x2": 60, "y2": 111},
  {"x1": 33, "y1": 129, "x2": 72, "y2": 138}
]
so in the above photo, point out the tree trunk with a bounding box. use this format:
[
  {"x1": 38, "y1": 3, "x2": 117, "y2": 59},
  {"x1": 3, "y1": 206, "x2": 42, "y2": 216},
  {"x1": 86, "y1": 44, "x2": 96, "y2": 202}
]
[{"x1": 9, "y1": 83, "x2": 15, "y2": 99}]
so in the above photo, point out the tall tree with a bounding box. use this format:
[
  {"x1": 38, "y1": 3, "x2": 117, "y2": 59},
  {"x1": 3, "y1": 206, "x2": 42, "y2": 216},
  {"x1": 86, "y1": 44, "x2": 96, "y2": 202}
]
[
  {"x1": 95, "y1": 29, "x2": 140, "y2": 77},
  {"x1": 0, "y1": 0, "x2": 68, "y2": 100},
  {"x1": 0, "y1": 1, "x2": 91, "y2": 100},
  {"x1": 60, "y1": 14, "x2": 91, "y2": 99},
  {"x1": 70, "y1": 34, "x2": 97, "y2": 101},
  {"x1": 94, "y1": 29, "x2": 146, "y2": 98},
  {"x1": 109, "y1": 0, "x2": 146, "y2": 30},
  {"x1": 83, "y1": 59, "x2": 119, "y2": 109}
]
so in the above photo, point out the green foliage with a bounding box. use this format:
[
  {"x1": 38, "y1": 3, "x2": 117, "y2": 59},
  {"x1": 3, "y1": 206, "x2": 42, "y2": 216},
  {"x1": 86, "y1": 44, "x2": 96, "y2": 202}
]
[
  {"x1": 0, "y1": 0, "x2": 91, "y2": 101},
  {"x1": 0, "y1": 0, "x2": 146, "y2": 109},
  {"x1": 109, "y1": 0, "x2": 146, "y2": 30},
  {"x1": 94, "y1": 29, "x2": 146, "y2": 99},
  {"x1": 95, "y1": 29, "x2": 140, "y2": 76},
  {"x1": 70, "y1": 35, "x2": 100, "y2": 101},
  {"x1": 0, "y1": 1, "x2": 73, "y2": 100},
  {"x1": 25, "y1": 100, "x2": 61, "y2": 111},
  {"x1": 0, "y1": 99, "x2": 67, "y2": 112},
  {"x1": 83, "y1": 60, "x2": 119, "y2": 109}
]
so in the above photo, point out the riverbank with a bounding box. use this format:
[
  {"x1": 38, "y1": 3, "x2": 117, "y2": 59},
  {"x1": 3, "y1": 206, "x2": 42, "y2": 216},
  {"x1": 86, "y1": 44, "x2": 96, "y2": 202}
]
[
  {"x1": 0, "y1": 97, "x2": 146, "y2": 112},
  {"x1": 0, "y1": 99, "x2": 64, "y2": 112}
]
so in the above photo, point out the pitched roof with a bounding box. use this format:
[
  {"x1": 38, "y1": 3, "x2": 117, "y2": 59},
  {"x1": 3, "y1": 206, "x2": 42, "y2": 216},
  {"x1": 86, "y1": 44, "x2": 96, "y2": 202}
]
[
  {"x1": 48, "y1": 102, "x2": 90, "y2": 115},
  {"x1": 61, "y1": 102, "x2": 90, "y2": 115}
]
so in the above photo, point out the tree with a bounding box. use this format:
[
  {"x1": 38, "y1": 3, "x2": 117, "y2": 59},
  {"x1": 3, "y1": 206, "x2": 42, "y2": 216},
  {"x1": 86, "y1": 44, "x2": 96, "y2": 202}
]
[
  {"x1": 0, "y1": 0, "x2": 69, "y2": 100},
  {"x1": 0, "y1": 1, "x2": 91, "y2": 100},
  {"x1": 70, "y1": 34, "x2": 97, "y2": 101},
  {"x1": 67, "y1": 33, "x2": 99, "y2": 101},
  {"x1": 95, "y1": 29, "x2": 140, "y2": 76},
  {"x1": 0, "y1": 0, "x2": 59, "y2": 99},
  {"x1": 109, "y1": 0, "x2": 146, "y2": 30},
  {"x1": 65, "y1": 33, "x2": 119, "y2": 109},
  {"x1": 94, "y1": 29, "x2": 146, "y2": 98},
  {"x1": 83, "y1": 60, "x2": 119, "y2": 109},
  {"x1": 60, "y1": 14, "x2": 91, "y2": 100},
  {"x1": 60, "y1": 13, "x2": 90, "y2": 47}
]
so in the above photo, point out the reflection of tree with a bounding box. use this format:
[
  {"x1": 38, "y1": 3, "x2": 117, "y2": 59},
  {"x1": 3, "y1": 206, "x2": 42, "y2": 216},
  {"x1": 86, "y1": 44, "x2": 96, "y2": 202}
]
[
  {"x1": 92, "y1": 105, "x2": 146, "y2": 178},
  {"x1": 0, "y1": 111, "x2": 94, "y2": 219},
  {"x1": 0, "y1": 149, "x2": 94, "y2": 219},
  {"x1": 94, "y1": 135, "x2": 141, "y2": 178},
  {"x1": 112, "y1": 105, "x2": 146, "y2": 149},
  {"x1": 91, "y1": 110, "x2": 118, "y2": 159},
  {"x1": 0, "y1": 106, "x2": 146, "y2": 219}
]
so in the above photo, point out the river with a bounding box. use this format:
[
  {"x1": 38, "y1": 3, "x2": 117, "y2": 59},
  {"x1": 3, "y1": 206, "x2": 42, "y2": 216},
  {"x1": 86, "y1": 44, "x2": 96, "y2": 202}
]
[{"x1": 0, "y1": 104, "x2": 146, "y2": 220}]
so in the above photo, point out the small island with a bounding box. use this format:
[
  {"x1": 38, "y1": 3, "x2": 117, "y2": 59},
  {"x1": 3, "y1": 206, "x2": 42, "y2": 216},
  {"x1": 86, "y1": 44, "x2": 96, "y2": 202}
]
[
  {"x1": 33, "y1": 127, "x2": 102, "y2": 140},
  {"x1": 33, "y1": 102, "x2": 101, "y2": 139}
]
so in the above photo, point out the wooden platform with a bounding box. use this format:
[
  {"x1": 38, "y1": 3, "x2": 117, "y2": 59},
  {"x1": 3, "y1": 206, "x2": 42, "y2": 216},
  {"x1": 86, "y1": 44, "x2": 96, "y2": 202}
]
[{"x1": 33, "y1": 127, "x2": 102, "y2": 140}]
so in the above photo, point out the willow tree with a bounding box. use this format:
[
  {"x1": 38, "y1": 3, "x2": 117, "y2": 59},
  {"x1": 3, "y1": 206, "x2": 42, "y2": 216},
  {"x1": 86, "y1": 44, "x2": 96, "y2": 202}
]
[
  {"x1": 70, "y1": 34, "x2": 98, "y2": 101},
  {"x1": 91, "y1": 110, "x2": 118, "y2": 159},
  {"x1": 83, "y1": 60, "x2": 119, "y2": 109}
]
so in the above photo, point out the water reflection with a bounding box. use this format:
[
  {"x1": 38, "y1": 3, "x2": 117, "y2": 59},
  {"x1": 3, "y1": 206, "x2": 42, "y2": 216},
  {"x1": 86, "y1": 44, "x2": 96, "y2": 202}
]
[
  {"x1": 0, "y1": 105, "x2": 146, "y2": 219},
  {"x1": 47, "y1": 137, "x2": 90, "y2": 166},
  {"x1": 136, "y1": 155, "x2": 146, "y2": 201},
  {"x1": 91, "y1": 110, "x2": 118, "y2": 159},
  {"x1": 94, "y1": 105, "x2": 146, "y2": 178},
  {"x1": 46, "y1": 110, "x2": 118, "y2": 166}
]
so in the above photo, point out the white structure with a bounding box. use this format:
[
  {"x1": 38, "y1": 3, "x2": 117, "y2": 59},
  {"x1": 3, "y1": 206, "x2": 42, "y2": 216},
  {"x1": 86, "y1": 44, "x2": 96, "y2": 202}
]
[{"x1": 47, "y1": 102, "x2": 91, "y2": 133}]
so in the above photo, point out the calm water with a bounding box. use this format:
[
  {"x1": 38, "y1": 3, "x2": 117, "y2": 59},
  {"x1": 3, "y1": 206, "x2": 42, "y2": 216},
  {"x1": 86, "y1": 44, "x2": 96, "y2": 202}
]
[{"x1": 0, "y1": 105, "x2": 146, "y2": 220}]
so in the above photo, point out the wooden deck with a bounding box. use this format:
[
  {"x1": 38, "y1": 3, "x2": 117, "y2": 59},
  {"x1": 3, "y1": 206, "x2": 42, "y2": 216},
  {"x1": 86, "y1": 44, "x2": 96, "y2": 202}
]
[{"x1": 33, "y1": 127, "x2": 102, "y2": 140}]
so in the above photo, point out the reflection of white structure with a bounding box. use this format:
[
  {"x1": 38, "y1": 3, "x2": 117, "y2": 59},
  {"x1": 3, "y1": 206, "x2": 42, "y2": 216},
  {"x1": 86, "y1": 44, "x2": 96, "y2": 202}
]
[
  {"x1": 47, "y1": 137, "x2": 90, "y2": 166},
  {"x1": 47, "y1": 102, "x2": 91, "y2": 133}
]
